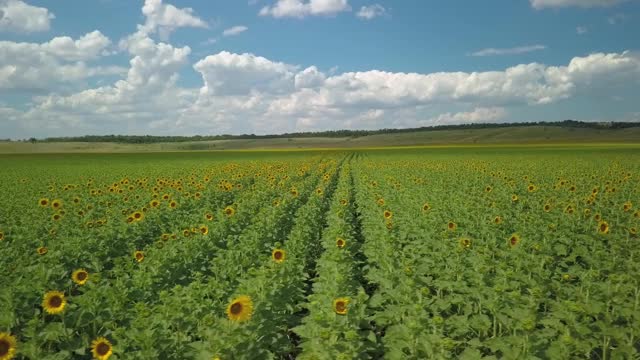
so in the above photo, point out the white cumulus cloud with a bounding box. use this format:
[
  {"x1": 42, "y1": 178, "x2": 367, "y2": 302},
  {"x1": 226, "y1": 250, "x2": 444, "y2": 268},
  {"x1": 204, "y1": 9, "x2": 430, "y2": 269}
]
[
  {"x1": 140, "y1": 0, "x2": 207, "y2": 39},
  {"x1": 259, "y1": 0, "x2": 351, "y2": 18},
  {"x1": 356, "y1": 4, "x2": 386, "y2": 20},
  {"x1": 0, "y1": 0, "x2": 54, "y2": 33}
]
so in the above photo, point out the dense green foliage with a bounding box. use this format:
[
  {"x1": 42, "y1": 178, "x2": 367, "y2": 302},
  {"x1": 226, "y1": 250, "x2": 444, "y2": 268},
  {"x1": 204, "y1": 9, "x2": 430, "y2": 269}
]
[
  {"x1": 32, "y1": 120, "x2": 640, "y2": 144},
  {"x1": 0, "y1": 146, "x2": 639, "y2": 359}
]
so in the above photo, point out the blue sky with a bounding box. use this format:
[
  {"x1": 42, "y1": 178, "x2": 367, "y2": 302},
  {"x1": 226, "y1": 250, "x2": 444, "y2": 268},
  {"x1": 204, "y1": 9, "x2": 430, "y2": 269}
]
[{"x1": 0, "y1": 0, "x2": 639, "y2": 138}]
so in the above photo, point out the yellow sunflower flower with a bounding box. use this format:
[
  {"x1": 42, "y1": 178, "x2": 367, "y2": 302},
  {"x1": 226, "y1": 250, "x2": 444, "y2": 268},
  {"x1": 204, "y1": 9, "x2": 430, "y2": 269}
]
[
  {"x1": 272, "y1": 249, "x2": 286, "y2": 263},
  {"x1": 333, "y1": 297, "x2": 349, "y2": 315},
  {"x1": 72, "y1": 269, "x2": 89, "y2": 286},
  {"x1": 226, "y1": 295, "x2": 253, "y2": 322},
  {"x1": 42, "y1": 291, "x2": 66, "y2": 315},
  {"x1": 90, "y1": 337, "x2": 113, "y2": 360},
  {"x1": 0, "y1": 332, "x2": 17, "y2": 360}
]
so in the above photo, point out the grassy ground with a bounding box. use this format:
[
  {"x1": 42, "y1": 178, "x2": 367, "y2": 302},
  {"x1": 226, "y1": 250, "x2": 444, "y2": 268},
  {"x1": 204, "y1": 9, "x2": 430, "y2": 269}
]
[{"x1": 1, "y1": 126, "x2": 638, "y2": 153}]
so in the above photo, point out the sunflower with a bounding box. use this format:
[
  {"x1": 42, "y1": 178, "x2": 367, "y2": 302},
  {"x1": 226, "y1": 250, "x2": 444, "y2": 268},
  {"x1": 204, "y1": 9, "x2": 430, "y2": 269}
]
[
  {"x1": 39, "y1": 198, "x2": 49, "y2": 207},
  {"x1": 162, "y1": 194, "x2": 170, "y2": 200},
  {"x1": 169, "y1": 201, "x2": 178, "y2": 209},
  {"x1": 623, "y1": 201, "x2": 632, "y2": 212},
  {"x1": 527, "y1": 184, "x2": 537, "y2": 192},
  {"x1": 0, "y1": 332, "x2": 17, "y2": 360},
  {"x1": 383, "y1": 210, "x2": 393, "y2": 219},
  {"x1": 511, "y1": 194, "x2": 518, "y2": 202},
  {"x1": 493, "y1": 216, "x2": 503, "y2": 225},
  {"x1": 594, "y1": 213, "x2": 602, "y2": 222},
  {"x1": 205, "y1": 213, "x2": 214, "y2": 221},
  {"x1": 569, "y1": 185, "x2": 576, "y2": 192},
  {"x1": 182, "y1": 229, "x2": 191, "y2": 237},
  {"x1": 633, "y1": 210, "x2": 640, "y2": 219},
  {"x1": 336, "y1": 237, "x2": 346, "y2": 248},
  {"x1": 377, "y1": 198, "x2": 385, "y2": 206},
  {"x1": 42, "y1": 290, "x2": 66, "y2": 315},
  {"x1": 290, "y1": 188, "x2": 299, "y2": 197},
  {"x1": 598, "y1": 221, "x2": 610, "y2": 234},
  {"x1": 37, "y1": 246, "x2": 48, "y2": 255},
  {"x1": 509, "y1": 233, "x2": 521, "y2": 247},
  {"x1": 485, "y1": 186, "x2": 492, "y2": 193},
  {"x1": 543, "y1": 203, "x2": 551, "y2": 213},
  {"x1": 51, "y1": 199, "x2": 63, "y2": 210},
  {"x1": 90, "y1": 337, "x2": 113, "y2": 360},
  {"x1": 226, "y1": 295, "x2": 253, "y2": 322},
  {"x1": 272, "y1": 249, "x2": 286, "y2": 263},
  {"x1": 564, "y1": 205, "x2": 574, "y2": 214},
  {"x1": 340, "y1": 199, "x2": 348, "y2": 206},
  {"x1": 459, "y1": 237, "x2": 471, "y2": 249},
  {"x1": 72, "y1": 269, "x2": 89, "y2": 286},
  {"x1": 447, "y1": 221, "x2": 457, "y2": 231},
  {"x1": 385, "y1": 220, "x2": 393, "y2": 230},
  {"x1": 132, "y1": 211, "x2": 144, "y2": 222},
  {"x1": 224, "y1": 206, "x2": 235, "y2": 217},
  {"x1": 316, "y1": 188, "x2": 324, "y2": 196},
  {"x1": 630, "y1": 227, "x2": 637, "y2": 236},
  {"x1": 422, "y1": 202, "x2": 431, "y2": 211},
  {"x1": 0, "y1": 232, "x2": 4, "y2": 241},
  {"x1": 150, "y1": 200, "x2": 160, "y2": 208},
  {"x1": 199, "y1": 225, "x2": 209, "y2": 235},
  {"x1": 51, "y1": 213, "x2": 62, "y2": 221},
  {"x1": 333, "y1": 297, "x2": 349, "y2": 315},
  {"x1": 134, "y1": 251, "x2": 144, "y2": 263}
]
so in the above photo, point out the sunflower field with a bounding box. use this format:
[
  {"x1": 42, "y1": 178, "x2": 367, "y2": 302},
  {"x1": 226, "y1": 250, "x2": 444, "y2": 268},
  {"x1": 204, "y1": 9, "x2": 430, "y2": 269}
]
[{"x1": 1, "y1": 146, "x2": 639, "y2": 359}]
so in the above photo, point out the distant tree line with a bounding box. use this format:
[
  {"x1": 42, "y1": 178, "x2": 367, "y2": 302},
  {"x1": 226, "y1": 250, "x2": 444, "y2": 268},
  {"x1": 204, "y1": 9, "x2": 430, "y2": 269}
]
[{"x1": 37, "y1": 120, "x2": 638, "y2": 144}]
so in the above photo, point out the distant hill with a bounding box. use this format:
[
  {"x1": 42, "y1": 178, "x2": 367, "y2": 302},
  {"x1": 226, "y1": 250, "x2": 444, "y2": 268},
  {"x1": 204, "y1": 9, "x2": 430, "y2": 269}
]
[
  {"x1": 1, "y1": 122, "x2": 638, "y2": 153},
  {"x1": 31, "y1": 120, "x2": 639, "y2": 144}
]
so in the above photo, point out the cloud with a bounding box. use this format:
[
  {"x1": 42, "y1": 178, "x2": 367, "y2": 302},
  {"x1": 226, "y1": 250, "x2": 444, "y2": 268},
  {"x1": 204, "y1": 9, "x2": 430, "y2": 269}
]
[
  {"x1": 0, "y1": 31, "x2": 121, "y2": 91},
  {"x1": 193, "y1": 51, "x2": 297, "y2": 96},
  {"x1": 470, "y1": 45, "x2": 547, "y2": 57},
  {"x1": 0, "y1": 0, "x2": 54, "y2": 33},
  {"x1": 140, "y1": 0, "x2": 207, "y2": 39},
  {"x1": 576, "y1": 26, "x2": 588, "y2": 34},
  {"x1": 356, "y1": 4, "x2": 386, "y2": 20},
  {"x1": 259, "y1": 0, "x2": 351, "y2": 18},
  {"x1": 222, "y1": 25, "x2": 248, "y2": 36},
  {"x1": 530, "y1": 0, "x2": 630, "y2": 9},
  {"x1": 608, "y1": 13, "x2": 629, "y2": 24},
  {"x1": 420, "y1": 107, "x2": 507, "y2": 126}
]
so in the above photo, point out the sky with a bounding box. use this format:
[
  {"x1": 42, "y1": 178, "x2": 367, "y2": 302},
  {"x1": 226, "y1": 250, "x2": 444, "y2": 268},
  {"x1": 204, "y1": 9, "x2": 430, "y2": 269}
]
[{"x1": 0, "y1": 0, "x2": 639, "y2": 138}]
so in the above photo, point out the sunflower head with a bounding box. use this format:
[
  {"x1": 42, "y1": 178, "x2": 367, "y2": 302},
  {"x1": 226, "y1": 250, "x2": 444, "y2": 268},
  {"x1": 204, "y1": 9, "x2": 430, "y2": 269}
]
[
  {"x1": 37, "y1": 246, "x2": 48, "y2": 255},
  {"x1": 485, "y1": 186, "x2": 492, "y2": 193},
  {"x1": 51, "y1": 199, "x2": 63, "y2": 209},
  {"x1": 336, "y1": 237, "x2": 346, "y2": 248},
  {"x1": 527, "y1": 184, "x2": 537, "y2": 192},
  {"x1": 0, "y1": 232, "x2": 4, "y2": 241},
  {"x1": 169, "y1": 201, "x2": 178, "y2": 209},
  {"x1": 493, "y1": 216, "x2": 503, "y2": 225},
  {"x1": 72, "y1": 269, "x2": 89, "y2": 285},
  {"x1": 272, "y1": 249, "x2": 286, "y2": 263},
  {"x1": 422, "y1": 203, "x2": 431, "y2": 211},
  {"x1": 39, "y1": 198, "x2": 49, "y2": 207},
  {"x1": 91, "y1": 337, "x2": 113, "y2": 360},
  {"x1": 383, "y1": 210, "x2": 393, "y2": 219},
  {"x1": 543, "y1": 204, "x2": 551, "y2": 212},
  {"x1": 134, "y1": 250, "x2": 144, "y2": 263},
  {"x1": 333, "y1": 297, "x2": 349, "y2": 315},
  {"x1": 447, "y1": 221, "x2": 457, "y2": 231},
  {"x1": 224, "y1": 206, "x2": 235, "y2": 217},
  {"x1": 565, "y1": 205, "x2": 574, "y2": 214},
  {"x1": 226, "y1": 295, "x2": 253, "y2": 322},
  {"x1": 150, "y1": 200, "x2": 160, "y2": 208},
  {"x1": 199, "y1": 225, "x2": 209, "y2": 235},
  {"x1": 511, "y1": 194, "x2": 518, "y2": 202},
  {"x1": 630, "y1": 227, "x2": 637, "y2": 236},
  {"x1": 51, "y1": 213, "x2": 62, "y2": 222},
  {"x1": 290, "y1": 188, "x2": 299, "y2": 197},
  {"x1": 509, "y1": 234, "x2": 521, "y2": 247},
  {"x1": 42, "y1": 290, "x2": 66, "y2": 315},
  {"x1": 459, "y1": 237, "x2": 471, "y2": 250},
  {"x1": 594, "y1": 213, "x2": 602, "y2": 222},
  {"x1": 0, "y1": 332, "x2": 17, "y2": 360},
  {"x1": 598, "y1": 221, "x2": 610, "y2": 234},
  {"x1": 583, "y1": 208, "x2": 591, "y2": 217},
  {"x1": 377, "y1": 198, "x2": 385, "y2": 206},
  {"x1": 132, "y1": 211, "x2": 144, "y2": 222},
  {"x1": 205, "y1": 213, "x2": 214, "y2": 221},
  {"x1": 385, "y1": 221, "x2": 393, "y2": 230},
  {"x1": 623, "y1": 201, "x2": 632, "y2": 212}
]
